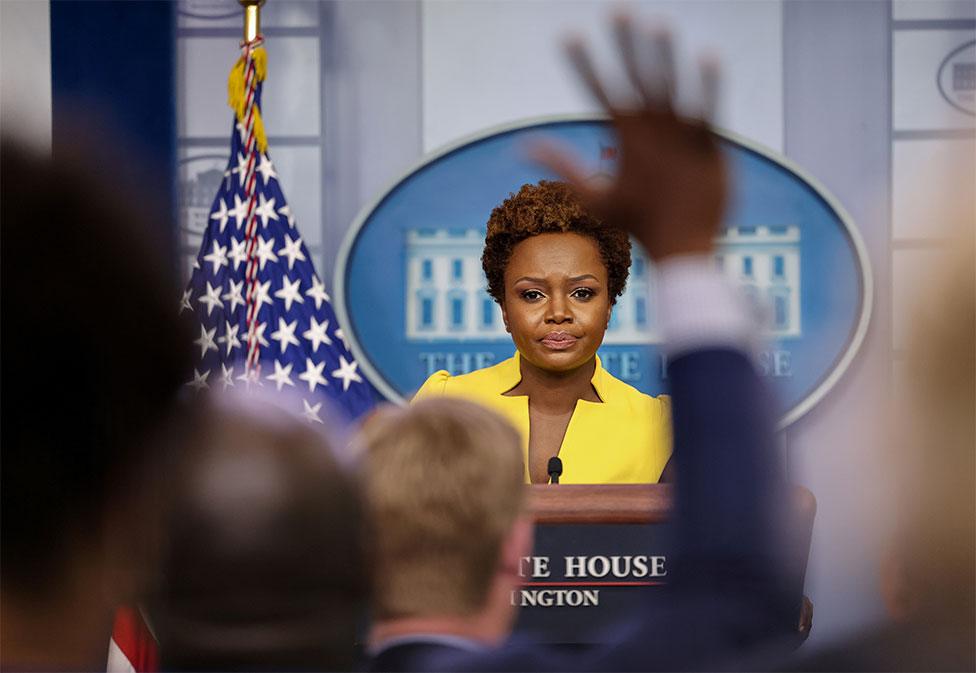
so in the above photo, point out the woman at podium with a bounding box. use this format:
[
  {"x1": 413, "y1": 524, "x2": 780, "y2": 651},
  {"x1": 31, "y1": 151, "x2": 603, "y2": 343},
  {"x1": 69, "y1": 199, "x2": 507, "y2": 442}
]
[{"x1": 414, "y1": 180, "x2": 671, "y2": 484}]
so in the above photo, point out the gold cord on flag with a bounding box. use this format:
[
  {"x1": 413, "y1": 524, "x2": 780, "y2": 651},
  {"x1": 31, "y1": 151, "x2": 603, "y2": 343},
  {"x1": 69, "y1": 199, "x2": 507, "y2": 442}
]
[{"x1": 227, "y1": 48, "x2": 268, "y2": 154}]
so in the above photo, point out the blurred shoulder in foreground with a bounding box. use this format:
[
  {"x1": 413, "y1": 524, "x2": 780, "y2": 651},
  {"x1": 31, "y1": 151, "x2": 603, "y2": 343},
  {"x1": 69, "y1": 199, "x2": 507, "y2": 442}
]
[{"x1": 784, "y1": 241, "x2": 974, "y2": 672}]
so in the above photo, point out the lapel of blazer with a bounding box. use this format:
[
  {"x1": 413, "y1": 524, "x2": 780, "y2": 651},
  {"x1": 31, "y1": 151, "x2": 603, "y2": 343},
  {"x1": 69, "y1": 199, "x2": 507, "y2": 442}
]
[{"x1": 491, "y1": 353, "x2": 614, "y2": 483}]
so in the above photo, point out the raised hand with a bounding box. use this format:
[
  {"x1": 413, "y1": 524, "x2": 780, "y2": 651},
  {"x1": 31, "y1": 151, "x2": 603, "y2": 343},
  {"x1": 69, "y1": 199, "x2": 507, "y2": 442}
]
[{"x1": 534, "y1": 15, "x2": 727, "y2": 262}]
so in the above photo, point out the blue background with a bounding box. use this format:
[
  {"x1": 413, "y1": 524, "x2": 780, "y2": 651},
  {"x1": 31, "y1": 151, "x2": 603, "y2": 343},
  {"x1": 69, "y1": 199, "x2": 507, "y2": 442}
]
[{"x1": 343, "y1": 120, "x2": 865, "y2": 419}]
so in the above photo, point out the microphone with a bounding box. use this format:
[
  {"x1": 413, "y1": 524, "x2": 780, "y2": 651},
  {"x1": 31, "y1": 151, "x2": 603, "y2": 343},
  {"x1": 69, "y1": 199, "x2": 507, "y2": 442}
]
[{"x1": 547, "y1": 456, "x2": 563, "y2": 485}]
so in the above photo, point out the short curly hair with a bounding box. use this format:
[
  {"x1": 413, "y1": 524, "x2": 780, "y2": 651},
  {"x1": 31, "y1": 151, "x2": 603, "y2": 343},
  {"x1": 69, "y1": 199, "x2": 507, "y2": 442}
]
[{"x1": 482, "y1": 180, "x2": 631, "y2": 305}]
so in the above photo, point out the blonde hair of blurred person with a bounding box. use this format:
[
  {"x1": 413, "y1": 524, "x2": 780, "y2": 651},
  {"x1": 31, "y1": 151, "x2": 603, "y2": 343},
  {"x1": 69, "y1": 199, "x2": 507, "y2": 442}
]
[{"x1": 359, "y1": 398, "x2": 532, "y2": 651}]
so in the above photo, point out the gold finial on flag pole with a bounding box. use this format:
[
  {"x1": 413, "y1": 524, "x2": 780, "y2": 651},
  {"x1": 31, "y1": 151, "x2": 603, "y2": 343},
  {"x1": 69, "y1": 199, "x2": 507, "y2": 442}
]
[{"x1": 239, "y1": 0, "x2": 266, "y2": 44}]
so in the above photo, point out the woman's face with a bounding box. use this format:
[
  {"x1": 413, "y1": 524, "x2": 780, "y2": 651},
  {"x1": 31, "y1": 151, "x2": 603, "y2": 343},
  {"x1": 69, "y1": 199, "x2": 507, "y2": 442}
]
[{"x1": 501, "y1": 232, "x2": 612, "y2": 373}]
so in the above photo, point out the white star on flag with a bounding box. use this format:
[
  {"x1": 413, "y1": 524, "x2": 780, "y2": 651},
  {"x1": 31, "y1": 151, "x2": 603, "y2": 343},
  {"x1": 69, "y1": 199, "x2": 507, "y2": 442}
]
[
  {"x1": 188, "y1": 368, "x2": 210, "y2": 391},
  {"x1": 245, "y1": 320, "x2": 269, "y2": 348},
  {"x1": 331, "y1": 355, "x2": 363, "y2": 392},
  {"x1": 198, "y1": 281, "x2": 224, "y2": 316},
  {"x1": 229, "y1": 192, "x2": 249, "y2": 230},
  {"x1": 274, "y1": 275, "x2": 304, "y2": 312},
  {"x1": 220, "y1": 363, "x2": 235, "y2": 389},
  {"x1": 266, "y1": 359, "x2": 294, "y2": 391},
  {"x1": 233, "y1": 151, "x2": 248, "y2": 187},
  {"x1": 210, "y1": 198, "x2": 230, "y2": 233},
  {"x1": 302, "y1": 399, "x2": 323, "y2": 424},
  {"x1": 277, "y1": 234, "x2": 306, "y2": 270},
  {"x1": 278, "y1": 204, "x2": 295, "y2": 227},
  {"x1": 195, "y1": 324, "x2": 218, "y2": 358},
  {"x1": 218, "y1": 321, "x2": 241, "y2": 355},
  {"x1": 222, "y1": 279, "x2": 245, "y2": 314},
  {"x1": 256, "y1": 153, "x2": 277, "y2": 185},
  {"x1": 203, "y1": 241, "x2": 228, "y2": 274},
  {"x1": 255, "y1": 193, "x2": 278, "y2": 228},
  {"x1": 228, "y1": 237, "x2": 248, "y2": 271},
  {"x1": 298, "y1": 357, "x2": 328, "y2": 392},
  {"x1": 270, "y1": 317, "x2": 300, "y2": 354},
  {"x1": 306, "y1": 276, "x2": 331, "y2": 309},
  {"x1": 251, "y1": 279, "x2": 274, "y2": 311},
  {"x1": 180, "y1": 289, "x2": 193, "y2": 314},
  {"x1": 255, "y1": 235, "x2": 278, "y2": 270},
  {"x1": 303, "y1": 316, "x2": 332, "y2": 352}
]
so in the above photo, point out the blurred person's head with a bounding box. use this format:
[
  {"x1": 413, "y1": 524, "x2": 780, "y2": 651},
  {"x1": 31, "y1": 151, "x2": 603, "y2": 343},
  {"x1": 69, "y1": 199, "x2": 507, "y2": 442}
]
[
  {"x1": 0, "y1": 139, "x2": 193, "y2": 668},
  {"x1": 150, "y1": 391, "x2": 370, "y2": 671},
  {"x1": 883, "y1": 243, "x2": 974, "y2": 631},
  {"x1": 359, "y1": 398, "x2": 530, "y2": 646}
]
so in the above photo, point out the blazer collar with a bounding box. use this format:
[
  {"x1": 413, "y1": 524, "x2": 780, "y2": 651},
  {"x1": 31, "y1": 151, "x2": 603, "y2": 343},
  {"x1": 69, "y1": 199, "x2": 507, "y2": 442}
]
[{"x1": 497, "y1": 352, "x2": 609, "y2": 403}]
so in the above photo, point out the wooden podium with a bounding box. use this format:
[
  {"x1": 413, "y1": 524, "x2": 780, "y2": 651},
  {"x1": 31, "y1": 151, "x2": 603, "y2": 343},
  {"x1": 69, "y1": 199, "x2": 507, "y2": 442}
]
[{"x1": 512, "y1": 484, "x2": 816, "y2": 645}]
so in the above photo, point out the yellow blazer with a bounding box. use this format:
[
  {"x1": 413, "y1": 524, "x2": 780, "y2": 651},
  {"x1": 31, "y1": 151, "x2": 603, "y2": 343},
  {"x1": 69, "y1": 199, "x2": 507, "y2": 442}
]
[{"x1": 413, "y1": 353, "x2": 672, "y2": 484}]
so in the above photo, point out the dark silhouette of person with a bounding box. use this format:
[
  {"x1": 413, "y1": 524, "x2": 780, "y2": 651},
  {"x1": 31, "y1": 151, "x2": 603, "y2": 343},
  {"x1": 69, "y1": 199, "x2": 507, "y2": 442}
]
[
  {"x1": 148, "y1": 391, "x2": 371, "y2": 671},
  {"x1": 1, "y1": 138, "x2": 194, "y2": 670}
]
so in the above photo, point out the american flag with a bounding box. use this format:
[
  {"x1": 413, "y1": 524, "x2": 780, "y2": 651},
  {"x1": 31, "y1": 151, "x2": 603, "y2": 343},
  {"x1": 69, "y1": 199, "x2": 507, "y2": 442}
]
[
  {"x1": 180, "y1": 71, "x2": 374, "y2": 421},
  {"x1": 108, "y1": 38, "x2": 375, "y2": 673}
]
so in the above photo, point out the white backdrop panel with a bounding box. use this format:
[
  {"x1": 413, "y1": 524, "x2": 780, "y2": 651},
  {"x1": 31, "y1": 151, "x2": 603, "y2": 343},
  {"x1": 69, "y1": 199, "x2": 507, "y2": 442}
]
[
  {"x1": 421, "y1": 0, "x2": 783, "y2": 153},
  {"x1": 893, "y1": 0, "x2": 976, "y2": 21},
  {"x1": 178, "y1": 36, "x2": 321, "y2": 138},
  {"x1": 893, "y1": 29, "x2": 976, "y2": 131},
  {"x1": 892, "y1": 137, "x2": 976, "y2": 240}
]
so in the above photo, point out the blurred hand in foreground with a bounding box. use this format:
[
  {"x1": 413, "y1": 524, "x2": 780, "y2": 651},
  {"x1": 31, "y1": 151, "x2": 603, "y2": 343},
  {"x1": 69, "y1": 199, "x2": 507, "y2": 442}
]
[{"x1": 534, "y1": 15, "x2": 726, "y2": 261}]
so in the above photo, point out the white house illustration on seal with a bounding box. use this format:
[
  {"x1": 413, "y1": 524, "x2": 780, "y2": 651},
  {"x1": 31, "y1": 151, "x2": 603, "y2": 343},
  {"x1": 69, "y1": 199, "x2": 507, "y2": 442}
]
[{"x1": 404, "y1": 225, "x2": 801, "y2": 342}]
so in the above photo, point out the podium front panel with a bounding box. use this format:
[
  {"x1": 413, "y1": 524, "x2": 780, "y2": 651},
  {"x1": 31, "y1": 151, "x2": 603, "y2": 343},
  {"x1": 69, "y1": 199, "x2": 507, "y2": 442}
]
[{"x1": 513, "y1": 522, "x2": 675, "y2": 644}]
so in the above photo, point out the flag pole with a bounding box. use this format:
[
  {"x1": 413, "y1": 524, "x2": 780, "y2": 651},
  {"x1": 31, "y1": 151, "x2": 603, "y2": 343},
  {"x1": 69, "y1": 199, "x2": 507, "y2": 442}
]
[{"x1": 240, "y1": 0, "x2": 265, "y2": 44}]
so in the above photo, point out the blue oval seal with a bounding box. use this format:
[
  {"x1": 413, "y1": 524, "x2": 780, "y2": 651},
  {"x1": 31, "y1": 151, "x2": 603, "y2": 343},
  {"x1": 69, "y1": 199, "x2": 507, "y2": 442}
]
[{"x1": 335, "y1": 116, "x2": 872, "y2": 428}]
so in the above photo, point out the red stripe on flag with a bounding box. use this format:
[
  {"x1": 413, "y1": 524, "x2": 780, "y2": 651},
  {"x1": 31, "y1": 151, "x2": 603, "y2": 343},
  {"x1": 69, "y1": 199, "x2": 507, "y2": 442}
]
[{"x1": 110, "y1": 606, "x2": 159, "y2": 672}]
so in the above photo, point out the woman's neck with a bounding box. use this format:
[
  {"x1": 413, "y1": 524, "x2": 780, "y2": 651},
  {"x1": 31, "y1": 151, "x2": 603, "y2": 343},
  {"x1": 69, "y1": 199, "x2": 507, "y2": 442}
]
[{"x1": 509, "y1": 355, "x2": 600, "y2": 413}]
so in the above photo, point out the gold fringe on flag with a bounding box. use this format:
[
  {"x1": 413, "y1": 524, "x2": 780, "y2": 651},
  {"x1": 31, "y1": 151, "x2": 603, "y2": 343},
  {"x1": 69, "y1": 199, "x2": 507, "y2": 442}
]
[{"x1": 227, "y1": 47, "x2": 268, "y2": 154}]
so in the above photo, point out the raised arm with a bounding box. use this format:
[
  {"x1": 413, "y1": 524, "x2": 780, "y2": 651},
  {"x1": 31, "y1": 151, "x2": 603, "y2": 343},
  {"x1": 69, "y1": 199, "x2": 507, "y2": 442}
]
[{"x1": 539, "y1": 16, "x2": 795, "y2": 669}]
